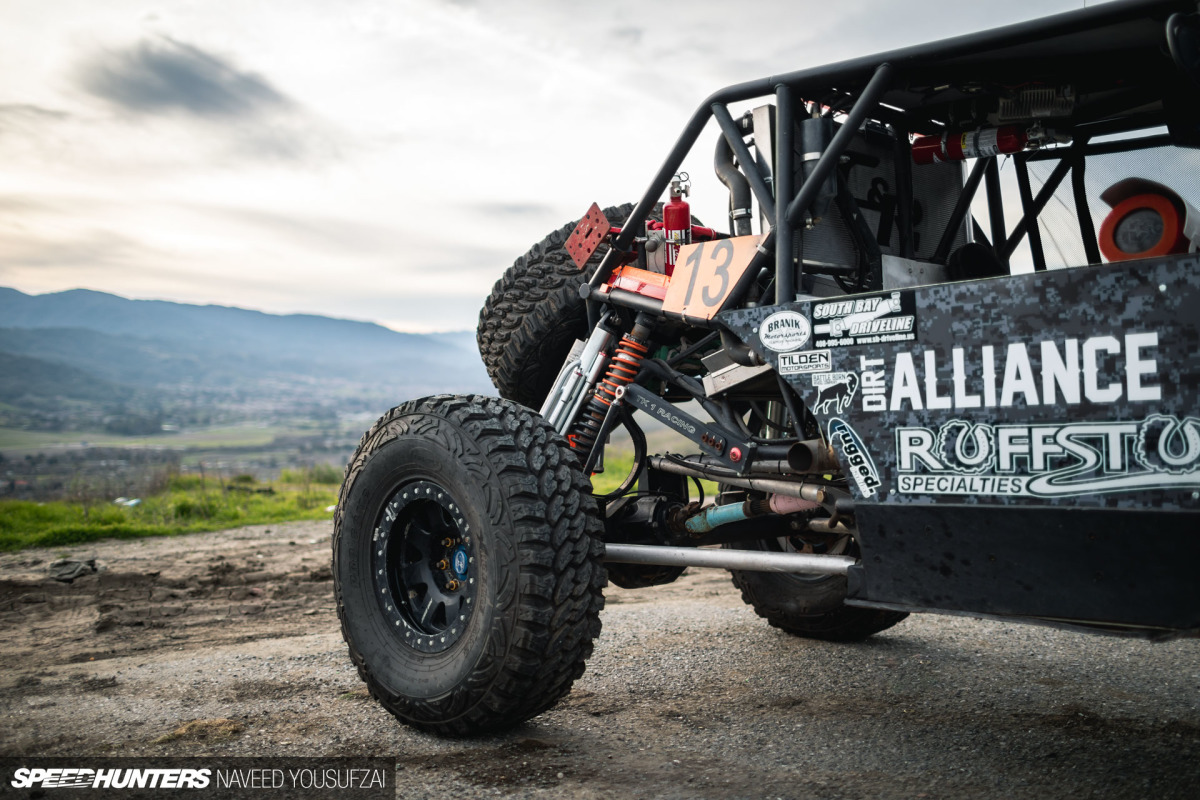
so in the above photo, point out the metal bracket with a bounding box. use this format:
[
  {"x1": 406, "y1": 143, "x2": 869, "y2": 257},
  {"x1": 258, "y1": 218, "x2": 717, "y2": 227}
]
[
  {"x1": 565, "y1": 203, "x2": 612, "y2": 270},
  {"x1": 701, "y1": 361, "x2": 775, "y2": 396}
]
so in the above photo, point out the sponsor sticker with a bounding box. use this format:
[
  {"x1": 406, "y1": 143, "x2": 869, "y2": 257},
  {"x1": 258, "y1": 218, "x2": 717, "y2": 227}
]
[
  {"x1": 778, "y1": 349, "x2": 831, "y2": 375},
  {"x1": 857, "y1": 332, "x2": 1161, "y2": 413},
  {"x1": 812, "y1": 291, "x2": 916, "y2": 349},
  {"x1": 758, "y1": 310, "x2": 811, "y2": 352},
  {"x1": 828, "y1": 417, "x2": 880, "y2": 498},
  {"x1": 811, "y1": 372, "x2": 859, "y2": 415},
  {"x1": 894, "y1": 415, "x2": 1200, "y2": 498}
]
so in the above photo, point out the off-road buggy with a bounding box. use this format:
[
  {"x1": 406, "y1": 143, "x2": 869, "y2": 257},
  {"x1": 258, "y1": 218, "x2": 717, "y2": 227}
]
[{"x1": 334, "y1": 0, "x2": 1200, "y2": 735}]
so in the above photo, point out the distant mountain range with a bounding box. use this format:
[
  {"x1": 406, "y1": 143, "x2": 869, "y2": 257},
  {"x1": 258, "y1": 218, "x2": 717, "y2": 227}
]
[{"x1": 0, "y1": 287, "x2": 493, "y2": 429}]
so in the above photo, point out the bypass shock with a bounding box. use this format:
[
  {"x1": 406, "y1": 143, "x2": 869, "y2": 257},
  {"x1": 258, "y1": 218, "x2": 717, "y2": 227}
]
[{"x1": 569, "y1": 316, "x2": 654, "y2": 456}]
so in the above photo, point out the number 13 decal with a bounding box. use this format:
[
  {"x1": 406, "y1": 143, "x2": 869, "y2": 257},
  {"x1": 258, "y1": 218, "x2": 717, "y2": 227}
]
[{"x1": 662, "y1": 235, "x2": 760, "y2": 320}]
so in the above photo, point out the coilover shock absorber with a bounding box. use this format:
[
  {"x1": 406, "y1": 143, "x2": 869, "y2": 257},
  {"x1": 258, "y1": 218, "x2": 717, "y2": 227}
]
[{"x1": 569, "y1": 315, "x2": 655, "y2": 458}]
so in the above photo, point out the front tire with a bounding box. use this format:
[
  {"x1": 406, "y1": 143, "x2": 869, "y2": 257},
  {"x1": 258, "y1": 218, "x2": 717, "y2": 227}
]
[{"x1": 333, "y1": 395, "x2": 605, "y2": 735}]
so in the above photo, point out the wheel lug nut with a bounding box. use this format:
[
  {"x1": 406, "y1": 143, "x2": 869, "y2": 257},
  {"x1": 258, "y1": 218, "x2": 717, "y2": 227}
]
[
  {"x1": 441, "y1": 538, "x2": 457, "y2": 547},
  {"x1": 435, "y1": 559, "x2": 450, "y2": 571},
  {"x1": 445, "y1": 579, "x2": 461, "y2": 592}
]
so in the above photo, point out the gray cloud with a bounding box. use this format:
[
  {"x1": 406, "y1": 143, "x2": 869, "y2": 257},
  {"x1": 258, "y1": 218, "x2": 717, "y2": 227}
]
[
  {"x1": 69, "y1": 37, "x2": 344, "y2": 165},
  {"x1": 0, "y1": 226, "x2": 151, "y2": 271},
  {"x1": 472, "y1": 201, "x2": 556, "y2": 218},
  {"x1": 0, "y1": 104, "x2": 73, "y2": 147},
  {"x1": 194, "y1": 205, "x2": 408, "y2": 255},
  {"x1": 0, "y1": 103, "x2": 71, "y2": 123},
  {"x1": 0, "y1": 193, "x2": 61, "y2": 214},
  {"x1": 610, "y1": 26, "x2": 643, "y2": 46},
  {"x1": 77, "y1": 37, "x2": 294, "y2": 119}
]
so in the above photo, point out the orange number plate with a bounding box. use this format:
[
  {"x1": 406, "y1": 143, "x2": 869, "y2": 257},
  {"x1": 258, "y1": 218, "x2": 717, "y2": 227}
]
[{"x1": 662, "y1": 236, "x2": 760, "y2": 320}]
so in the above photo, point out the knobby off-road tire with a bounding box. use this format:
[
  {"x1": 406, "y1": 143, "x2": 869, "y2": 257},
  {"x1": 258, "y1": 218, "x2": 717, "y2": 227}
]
[
  {"x1": 477, "y1": 203, "x2": 663, "y2": 409},
  {"x1": 333, "y1": 394, "x2": 605, "y2": 735},
  {"x1": 727, "y1": 539, "x2": 908, "y2": 642}
]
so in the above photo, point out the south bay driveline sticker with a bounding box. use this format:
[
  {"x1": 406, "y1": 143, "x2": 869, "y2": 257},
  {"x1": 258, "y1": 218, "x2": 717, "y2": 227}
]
[
  {"x1": 811, "y1": 290, "x2": 917, "y2": 349},
  {"x1": 758, "y1": 310, "x2": 811, "y2": 352}
]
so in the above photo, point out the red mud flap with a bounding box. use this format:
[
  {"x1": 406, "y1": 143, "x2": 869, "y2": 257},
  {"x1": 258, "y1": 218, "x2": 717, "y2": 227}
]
[{"x1": 565, "y1": 203, "x2": 611, "y2": 269}]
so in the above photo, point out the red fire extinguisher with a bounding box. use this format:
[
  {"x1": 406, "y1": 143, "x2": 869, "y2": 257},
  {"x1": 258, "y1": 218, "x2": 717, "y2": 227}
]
[
  {"x1": 912, "y1": 125, "x2": 1029, "y2": 165},
  {"x1": 663, "y1": 173, "x2": 691, "y2": 276}
]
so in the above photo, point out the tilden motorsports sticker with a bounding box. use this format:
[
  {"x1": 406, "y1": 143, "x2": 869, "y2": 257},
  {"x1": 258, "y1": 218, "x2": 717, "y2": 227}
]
[{"x1": 778, "y1": 349, "x2": 831, "y2": 375}]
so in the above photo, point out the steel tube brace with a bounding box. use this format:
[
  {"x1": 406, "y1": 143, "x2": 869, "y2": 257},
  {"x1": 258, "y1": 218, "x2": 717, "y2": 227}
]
[{"x1": 603, "y1": 544, "x2": 855, "y2": 575}]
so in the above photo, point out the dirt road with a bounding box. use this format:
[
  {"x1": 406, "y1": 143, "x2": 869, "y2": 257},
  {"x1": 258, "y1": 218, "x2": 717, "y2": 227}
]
[{"x1": 2, "y1": 521, "x2": 1198, "y2": 799}]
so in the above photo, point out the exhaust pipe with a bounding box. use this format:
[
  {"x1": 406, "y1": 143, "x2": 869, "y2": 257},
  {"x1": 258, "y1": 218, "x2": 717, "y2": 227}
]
[
  {"x1": 754, "y1": 439, "x2": 839, "y2": 473},
  {"x1": 603, "y1": 543, "x2": 854, "y2": 575},
  {"x1": 647, "y1": 455, "x2": 831, "y2": 503}
]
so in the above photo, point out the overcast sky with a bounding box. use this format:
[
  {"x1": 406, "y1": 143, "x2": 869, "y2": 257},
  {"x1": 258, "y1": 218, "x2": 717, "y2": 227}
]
[{"x1": 1, "y1": 0, "x2": 1095, "y2": 332}]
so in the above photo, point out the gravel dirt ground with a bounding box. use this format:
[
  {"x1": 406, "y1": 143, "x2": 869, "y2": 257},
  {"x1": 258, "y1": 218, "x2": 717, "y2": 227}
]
[{"x1": 2, "y1": 520, "x2": 1198, "y2": 799}]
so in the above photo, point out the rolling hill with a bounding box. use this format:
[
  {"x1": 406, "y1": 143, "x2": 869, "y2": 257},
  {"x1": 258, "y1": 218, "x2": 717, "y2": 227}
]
[{"x1": 0, "y1": 287, "x2": 494, "y2": 428}]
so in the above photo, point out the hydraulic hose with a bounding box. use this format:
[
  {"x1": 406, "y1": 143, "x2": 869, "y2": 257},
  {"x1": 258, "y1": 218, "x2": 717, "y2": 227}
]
[{"x1": 715, "y1": 136, "x2": 754, "y2": 236}]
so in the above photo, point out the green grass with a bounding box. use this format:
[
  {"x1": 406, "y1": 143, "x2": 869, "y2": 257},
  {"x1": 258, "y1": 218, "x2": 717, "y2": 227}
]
[
  {"x1": 589, "y1": 448, "x2": 637, "y2": 496},
  {"x1": 279, "y1": 464, "x2": 344, "y2": 484},
  {"x1": 0, "y1": 474, "x2": 338, "y2": 551},
  {"x1": 589, "y1": 447, "x2": 718, "y2": 501},
  {"x1": 0, "y1": 440, "x2": 713, "y2": 552}
]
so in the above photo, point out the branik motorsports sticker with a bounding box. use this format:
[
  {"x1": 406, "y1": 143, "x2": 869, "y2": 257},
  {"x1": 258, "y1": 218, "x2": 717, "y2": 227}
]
[
  {"x1": 758, "y1": 310, "x2": 811, "y2": 352},
  {"x1": 895, "y1": 415, "x2": 1200, "y2": 498},
  {"x1": 812, "y1": 291, "x2": 916, "y2": 348}
]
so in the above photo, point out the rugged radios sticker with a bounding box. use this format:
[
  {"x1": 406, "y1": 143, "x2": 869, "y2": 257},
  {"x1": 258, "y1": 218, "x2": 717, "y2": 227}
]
[
  {"x1": 828, "y1": 417, "x2": 880, "y2": 498},
  {"x1": 758, "y1": 310, "x2": 811, "y2": 352}
]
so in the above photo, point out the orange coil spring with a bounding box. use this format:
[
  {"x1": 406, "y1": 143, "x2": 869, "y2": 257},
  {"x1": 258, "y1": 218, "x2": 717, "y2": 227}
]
[
  {"x1": 596, "y1": 337, "x2": 650, "y2": 406},
  {"x1": 569, "y1": 334, "x2": 648, "y2": 453}
]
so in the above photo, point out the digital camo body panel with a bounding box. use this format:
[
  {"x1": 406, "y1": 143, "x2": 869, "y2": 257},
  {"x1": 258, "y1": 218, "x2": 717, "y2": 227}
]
[
  {"x1": 722, "y1": 254, "x2": 1200, "y2": 629},
  {"x1": 722, "y1": 253, "x2": 1200, "y2": 511}
]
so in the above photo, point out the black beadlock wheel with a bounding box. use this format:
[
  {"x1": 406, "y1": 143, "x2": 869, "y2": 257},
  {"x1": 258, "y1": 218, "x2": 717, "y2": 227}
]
[
  {"x1": 477, "y1": 203, "x2": 672, "y2": 409},
  {"x1": 726, "y1": 537, "x2": 908, "y2": 642},
  {"x1": 333, "y1": 394, "x2": 606, "y2": 735},
  {"x1": 371, "y1": 479, "x2": 476, "y2": 654}
]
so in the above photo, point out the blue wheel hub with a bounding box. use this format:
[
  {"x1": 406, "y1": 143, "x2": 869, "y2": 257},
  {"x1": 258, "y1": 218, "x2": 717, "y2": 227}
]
[{"x1": 452, "y1": 546, "x2": 469, "y2": 580}]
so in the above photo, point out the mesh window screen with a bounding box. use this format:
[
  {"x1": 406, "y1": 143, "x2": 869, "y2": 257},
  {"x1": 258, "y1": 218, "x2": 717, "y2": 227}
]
[{"x1": 1026, "y1": 140, "x2": 1200, "y2": 269}]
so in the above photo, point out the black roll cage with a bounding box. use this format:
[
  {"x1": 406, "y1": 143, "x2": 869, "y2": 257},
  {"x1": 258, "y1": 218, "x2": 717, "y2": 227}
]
[{"x1": 584, "y1": 0, "x2": 1200, "y2": 328}]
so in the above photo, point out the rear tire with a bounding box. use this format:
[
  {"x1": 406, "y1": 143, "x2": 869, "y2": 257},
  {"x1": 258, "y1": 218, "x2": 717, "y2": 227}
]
[
  {"x1": 333, "y1": 394, "x2": 605, "y2": 735},
  {"x1": 477, "y1": 203, "x2": 665, "y2": 408},
  {"x1": 727, "y1": 538, "x2": 907, "y2": 642}
]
